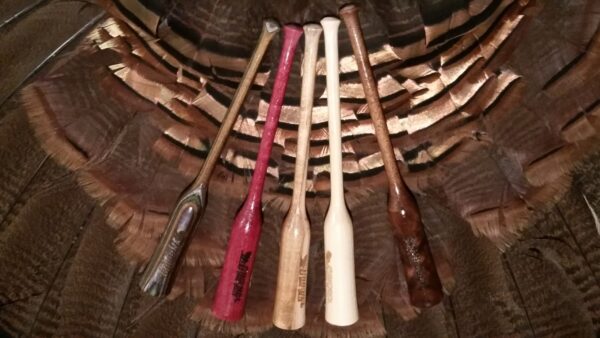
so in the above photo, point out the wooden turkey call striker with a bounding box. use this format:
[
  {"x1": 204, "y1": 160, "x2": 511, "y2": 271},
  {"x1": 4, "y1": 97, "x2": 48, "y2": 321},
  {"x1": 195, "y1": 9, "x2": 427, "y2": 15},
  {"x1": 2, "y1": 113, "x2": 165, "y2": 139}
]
[
  {"x1": 212, "y1": 24, "x2": 303, "y2": 322},
  {"x1": 339, "y1": 4, "x2": 443, "y2": 308},
  {"x1": 138, "y1": 19, "x2": 280, "y2": 297},
  {"x1": 272, "y1": 23, "x2": 322, "y2": 330}
]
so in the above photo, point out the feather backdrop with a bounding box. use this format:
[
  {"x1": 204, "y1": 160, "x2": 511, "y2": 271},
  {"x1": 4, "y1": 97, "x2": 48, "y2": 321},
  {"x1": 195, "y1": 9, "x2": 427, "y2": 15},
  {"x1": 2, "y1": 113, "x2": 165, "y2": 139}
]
[{"x1": 0, "y1": 0, "x2": 600, "y2": 336}]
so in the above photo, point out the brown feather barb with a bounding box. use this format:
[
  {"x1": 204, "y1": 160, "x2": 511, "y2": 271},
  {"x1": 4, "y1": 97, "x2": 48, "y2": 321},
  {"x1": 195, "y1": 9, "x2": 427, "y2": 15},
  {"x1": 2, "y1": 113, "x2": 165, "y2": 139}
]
[
  {"x1": 3, "y1": 0, "x2": 600, "y2": 336},
  {"x1": 340, "y1": 3, "x2": 443, "y2": 308},
  {"x1": 139, "y1": 19, "x2": 280, "y2": 296}
]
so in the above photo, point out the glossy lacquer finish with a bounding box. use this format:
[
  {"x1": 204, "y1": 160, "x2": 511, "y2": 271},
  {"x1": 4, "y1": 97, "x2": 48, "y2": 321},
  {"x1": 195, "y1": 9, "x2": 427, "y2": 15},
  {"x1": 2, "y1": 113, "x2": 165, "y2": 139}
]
[
  {"x1": 339, "y1": 4, "x2": 443, "y2": 309},
  {"x1": 212, "y1": 24, "x2": 303, "y2": 322},
  {"x1": 272, "y1": 23, "x2": 322, "y2": 330},
  {"x1": 322, "y1": 16, "x2": 359, "y2": 326},
  {"x1": 138, "y1": 20, "x2": 280, "y2": 297}
]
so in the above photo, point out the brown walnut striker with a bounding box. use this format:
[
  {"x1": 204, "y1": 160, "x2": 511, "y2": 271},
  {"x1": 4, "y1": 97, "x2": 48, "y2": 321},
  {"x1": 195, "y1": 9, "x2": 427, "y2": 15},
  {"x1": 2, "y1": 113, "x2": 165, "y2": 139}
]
[{"x1": 339, "y1": 4, "x2": 443, "y2": 308}]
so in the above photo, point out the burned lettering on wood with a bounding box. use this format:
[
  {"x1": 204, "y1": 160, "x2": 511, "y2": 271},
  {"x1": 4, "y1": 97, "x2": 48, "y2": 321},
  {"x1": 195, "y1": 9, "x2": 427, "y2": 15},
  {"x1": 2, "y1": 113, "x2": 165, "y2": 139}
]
[
  {"x1": 296, "y1": 255, "x2": 308, "y2": 307},
  {"x1": 232, "y1": 250, "x2": 252, "y2": 303}
]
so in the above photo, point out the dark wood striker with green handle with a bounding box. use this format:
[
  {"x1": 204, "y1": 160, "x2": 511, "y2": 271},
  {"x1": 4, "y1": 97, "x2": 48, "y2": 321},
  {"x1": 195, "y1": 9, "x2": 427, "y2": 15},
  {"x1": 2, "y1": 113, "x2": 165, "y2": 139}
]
[{"x1": 139, "y1": 19, "x2": 281, "y2": 296}]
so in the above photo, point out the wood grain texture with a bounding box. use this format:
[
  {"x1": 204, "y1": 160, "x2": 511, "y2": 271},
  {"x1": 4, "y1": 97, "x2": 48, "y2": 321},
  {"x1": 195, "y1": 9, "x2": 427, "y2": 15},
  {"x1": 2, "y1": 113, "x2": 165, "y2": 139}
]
[
  {"x1": 340, "y1": 3, "x2": 443, "y2": 309},
  {"x1": 212, "y1": 25, "x2": 303, "y2": 322},
  {"x1": 272, "y1": 23, "x2": 321, "y2": 330},
  {"x1": 139, "y1": 19, "x2": 280, "y2": 297}
]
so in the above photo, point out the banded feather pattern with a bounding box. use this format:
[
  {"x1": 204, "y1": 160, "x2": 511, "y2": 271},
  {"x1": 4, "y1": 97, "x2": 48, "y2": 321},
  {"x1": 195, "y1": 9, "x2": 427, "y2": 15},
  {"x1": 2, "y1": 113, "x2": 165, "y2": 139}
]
[{"x1": 0, "y1": 0, "x2": 599, "y2": 336}]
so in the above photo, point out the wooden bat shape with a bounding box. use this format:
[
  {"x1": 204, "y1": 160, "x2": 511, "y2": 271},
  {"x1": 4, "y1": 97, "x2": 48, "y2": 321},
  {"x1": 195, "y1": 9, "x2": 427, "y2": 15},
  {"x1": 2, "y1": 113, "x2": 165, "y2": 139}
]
[
  {"x1": 339, "y1": 4, "x2": 443, "y2": 309},
  {"x1": 272, "y1": 23, "x2": 322, "y2": 331},
  {"x1": 139, "y1": 20, "x2": 280, "y2": 297},
  {"x1": 321, "y1": 16, "x2": 359, "y2": 326},
  {"x1": 138, "y1": 20, "x2": 281, "y2": 297},
  {"x1": 212, "y1": 24, "x2": 303, "y2": 322}
]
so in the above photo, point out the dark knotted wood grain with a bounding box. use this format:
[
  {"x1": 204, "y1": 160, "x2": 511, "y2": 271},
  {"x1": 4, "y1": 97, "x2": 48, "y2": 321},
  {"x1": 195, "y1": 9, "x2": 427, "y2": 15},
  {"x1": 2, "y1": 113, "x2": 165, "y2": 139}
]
[{"x1": 340, "y1": 3, "x2": 443, "y2": 309}]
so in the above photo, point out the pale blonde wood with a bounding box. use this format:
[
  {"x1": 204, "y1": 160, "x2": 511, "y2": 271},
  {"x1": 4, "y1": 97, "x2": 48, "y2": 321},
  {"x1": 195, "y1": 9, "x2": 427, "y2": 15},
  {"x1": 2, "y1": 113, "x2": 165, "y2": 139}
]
[
  {"x1": 321, "y1": 16, "x2": 359, "y2": 327},
  {"x1": 272, "y1": 23, "x2": 322, "y2": 330}
]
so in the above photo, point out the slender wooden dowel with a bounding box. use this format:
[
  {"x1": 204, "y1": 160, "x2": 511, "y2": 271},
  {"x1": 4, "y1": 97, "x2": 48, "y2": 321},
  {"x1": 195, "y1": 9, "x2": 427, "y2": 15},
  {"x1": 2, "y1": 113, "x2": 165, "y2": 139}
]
[
  {"x1": 272, "y1": 23, "x2": 322, "y2": 331},
  {"x1": 339, "y1": 4, "x2": 443, "y2": 309},
  {"x1": 212, "y1": 24, "x2": 303, "y2": 322},
  {"x1": 321, "y1": 16, "x2": 359, "y2": 326},
  {"x1": 138, "y1": 20, "x2": 281, "y2": 297}
]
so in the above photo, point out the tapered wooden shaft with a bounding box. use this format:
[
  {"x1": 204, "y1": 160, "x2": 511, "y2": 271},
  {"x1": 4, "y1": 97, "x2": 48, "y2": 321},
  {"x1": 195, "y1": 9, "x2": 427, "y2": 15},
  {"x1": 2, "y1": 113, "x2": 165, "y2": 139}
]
[
  {"x1": 321, "y1": 16, "x2": 359, "y2": 326},
  {"x1": 139, "y1": 20, "x2": 280, "y2": 297},
  {"x1": 339, "y1": 4, "x2": 443, "y2": 309},
  {"x1": 272, "y1": 23, "x2": 322, "y2": 330},
  {"x1": 212, "y1": 24, "x2": 303, "y2": 322}
]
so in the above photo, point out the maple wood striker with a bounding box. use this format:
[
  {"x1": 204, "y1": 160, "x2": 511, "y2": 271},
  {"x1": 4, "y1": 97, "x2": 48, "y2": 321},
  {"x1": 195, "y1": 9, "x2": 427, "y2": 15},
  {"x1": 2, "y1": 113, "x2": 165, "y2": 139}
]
[
  {"x1": 212, "y1": 24, "x2": 303, "y2": 321},
  {"x1": 322, "y1": 16, "x2": 359, "y2": 326},
  {"x1": 339, "y1": 4, "x2": 443, "y2": 308},
  {"x1": 272, "y1": 24, "x2": 322, "y2": 330},
  {"x1": 138, "y1": 20, "x2": 280, "y2": 296}
]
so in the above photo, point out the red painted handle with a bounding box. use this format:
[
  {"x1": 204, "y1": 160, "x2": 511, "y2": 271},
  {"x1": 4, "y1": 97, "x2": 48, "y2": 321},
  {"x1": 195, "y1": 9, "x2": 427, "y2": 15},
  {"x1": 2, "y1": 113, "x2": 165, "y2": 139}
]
[
  {"x1": 212, "y1": 24, "x2": 303, "y2": 322},
  {"x1": 211, "y1": 202, "x2": 262, "y2": 321}
]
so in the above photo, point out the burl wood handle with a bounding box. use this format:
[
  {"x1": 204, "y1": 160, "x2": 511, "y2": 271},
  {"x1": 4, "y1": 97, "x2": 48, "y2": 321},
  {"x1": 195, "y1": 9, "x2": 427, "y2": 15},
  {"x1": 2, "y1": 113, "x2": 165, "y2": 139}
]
[
  {"x1": 388, "y1": 187, "x2": 443, "y2": 308},
  {"x1": 139, "y1": 19, "x2": 280, "y2": 297},
  {"x1": 273, "y1": 23, "x2": 322, "y2": 330},
  {"x1": 212, "y1": 24, "x2": 303, "y2": 322},
  {"x1": 339, "y1": 4, "x2": 443, "y2": 309},
  {"x1": 322, "y1": 16, "x2": 359, "y2": 326}
]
